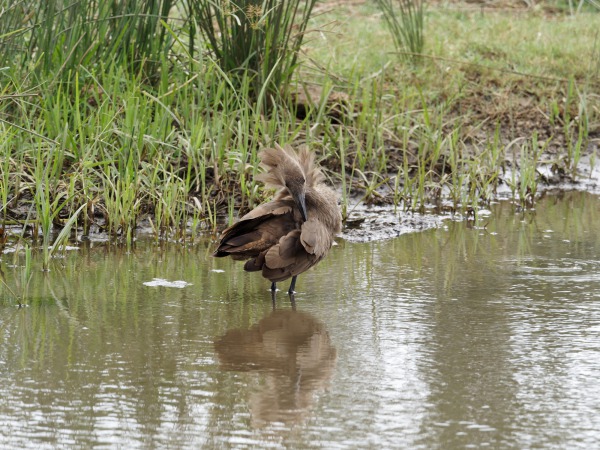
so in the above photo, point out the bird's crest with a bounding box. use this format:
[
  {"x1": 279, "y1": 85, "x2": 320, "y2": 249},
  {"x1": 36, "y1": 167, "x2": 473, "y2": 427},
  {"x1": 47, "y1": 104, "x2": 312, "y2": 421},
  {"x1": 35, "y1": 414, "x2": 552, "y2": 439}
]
[{"x1": 256, "y1": 143, "x2": 325, "y2": 190}]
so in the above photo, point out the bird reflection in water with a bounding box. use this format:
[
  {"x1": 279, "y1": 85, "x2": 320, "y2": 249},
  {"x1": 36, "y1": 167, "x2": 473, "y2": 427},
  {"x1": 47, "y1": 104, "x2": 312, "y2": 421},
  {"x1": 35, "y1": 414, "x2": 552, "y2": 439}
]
[{"x1": 214, "y1": 300, "x2": 336, "y2": 426}]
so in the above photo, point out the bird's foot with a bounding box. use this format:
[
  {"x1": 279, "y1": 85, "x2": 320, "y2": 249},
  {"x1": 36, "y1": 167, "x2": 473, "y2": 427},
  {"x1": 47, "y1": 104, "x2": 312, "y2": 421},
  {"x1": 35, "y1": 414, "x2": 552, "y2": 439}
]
[{"x1": 287, "y1": 276, "x2": 297, "y2": 295}]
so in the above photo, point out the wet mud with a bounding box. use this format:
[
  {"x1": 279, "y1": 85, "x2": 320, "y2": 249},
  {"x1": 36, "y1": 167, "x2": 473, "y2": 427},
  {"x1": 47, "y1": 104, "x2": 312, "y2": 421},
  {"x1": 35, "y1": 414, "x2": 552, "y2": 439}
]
[
  {"x1": 342, "y1": 155, "x2": 600, "y2": 243},
  {"x1": 341, "y1": 204, "x2": 447, "y2": 243}
]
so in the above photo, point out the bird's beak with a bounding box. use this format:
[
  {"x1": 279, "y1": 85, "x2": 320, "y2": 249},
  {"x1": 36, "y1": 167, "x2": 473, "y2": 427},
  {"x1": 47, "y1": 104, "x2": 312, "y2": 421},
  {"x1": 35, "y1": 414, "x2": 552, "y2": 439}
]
[{"x1": 294, "y1": 191, "x2": 308, "y2": 222}]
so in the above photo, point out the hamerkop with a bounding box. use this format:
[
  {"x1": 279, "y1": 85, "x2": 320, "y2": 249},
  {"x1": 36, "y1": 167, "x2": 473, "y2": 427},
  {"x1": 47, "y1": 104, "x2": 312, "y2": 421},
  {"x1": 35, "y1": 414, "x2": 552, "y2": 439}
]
[{"x1": 213, "y1": 144, "x2": 341, "y2": 294}]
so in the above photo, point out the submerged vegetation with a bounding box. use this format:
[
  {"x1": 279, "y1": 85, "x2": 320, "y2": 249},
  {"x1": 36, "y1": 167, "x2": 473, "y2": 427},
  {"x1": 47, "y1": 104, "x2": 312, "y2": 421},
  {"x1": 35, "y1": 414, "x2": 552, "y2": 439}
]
[{"x1": 0, "y1": 0, "x2": 599, "y2": 258}]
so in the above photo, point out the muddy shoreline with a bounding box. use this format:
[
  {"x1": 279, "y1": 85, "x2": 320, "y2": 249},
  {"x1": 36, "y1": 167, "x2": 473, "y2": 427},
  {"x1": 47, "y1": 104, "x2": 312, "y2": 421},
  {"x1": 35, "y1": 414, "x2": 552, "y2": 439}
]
[
  {"x1": 341, "y1": 155, "x2": 600, "y2": 242},
  {"x1": 2, "y1": 156, "x2": 599, "y2": 245}
]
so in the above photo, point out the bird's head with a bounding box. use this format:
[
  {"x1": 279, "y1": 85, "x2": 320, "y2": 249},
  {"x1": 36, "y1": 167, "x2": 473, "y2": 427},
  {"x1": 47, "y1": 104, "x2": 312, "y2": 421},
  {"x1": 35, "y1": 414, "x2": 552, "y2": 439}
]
[
  {"x1": 285, "y1": 175, "x2": 308, "y2": 222},
  {"x1": 257, "y1": 144, "x2": 312, "y2": 222}
]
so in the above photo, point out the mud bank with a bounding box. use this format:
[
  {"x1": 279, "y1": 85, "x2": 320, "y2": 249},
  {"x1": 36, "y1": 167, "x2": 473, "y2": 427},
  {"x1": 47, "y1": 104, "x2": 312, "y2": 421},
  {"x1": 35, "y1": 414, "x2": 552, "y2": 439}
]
[{"x1": 341, "y1": 156, "x2": 600, "y2": 243}]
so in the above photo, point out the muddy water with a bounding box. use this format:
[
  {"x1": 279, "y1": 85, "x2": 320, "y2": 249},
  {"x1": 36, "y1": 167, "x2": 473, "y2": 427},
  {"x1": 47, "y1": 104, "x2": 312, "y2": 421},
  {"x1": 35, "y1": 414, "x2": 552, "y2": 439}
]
[{"x1": 1, "y1": 191, "x2": 600, "y2": 449}]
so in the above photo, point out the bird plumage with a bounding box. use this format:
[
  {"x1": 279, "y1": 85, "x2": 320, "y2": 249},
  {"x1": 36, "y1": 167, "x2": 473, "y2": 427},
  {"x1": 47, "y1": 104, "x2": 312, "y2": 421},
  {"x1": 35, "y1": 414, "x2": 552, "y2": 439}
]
[{"x1": 213, "y1": 144, "x2": 341, "y2": 293}]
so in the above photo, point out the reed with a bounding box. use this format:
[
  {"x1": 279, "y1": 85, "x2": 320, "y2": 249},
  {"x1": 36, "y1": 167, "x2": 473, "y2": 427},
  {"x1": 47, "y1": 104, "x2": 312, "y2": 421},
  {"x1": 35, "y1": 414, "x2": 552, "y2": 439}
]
[
  {"x1": 375, "y1": 0, "x2": 425, "y2": 65},
  {"x1": 0, "y1": 0, "x2": 179, "y2": 81},
  {"x1": 517, "y1": 133, "x2": 546, "y2": 208},
  {"x1": 190, "y1": 0, "x2": 318, "y2": 101}
]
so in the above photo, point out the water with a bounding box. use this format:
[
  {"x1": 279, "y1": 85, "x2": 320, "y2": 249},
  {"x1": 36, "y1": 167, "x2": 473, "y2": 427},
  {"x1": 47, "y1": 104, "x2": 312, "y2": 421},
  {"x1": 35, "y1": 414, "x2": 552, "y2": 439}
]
[{"x1": 1, "y1": 191, "x2": 600, "y2": 449}]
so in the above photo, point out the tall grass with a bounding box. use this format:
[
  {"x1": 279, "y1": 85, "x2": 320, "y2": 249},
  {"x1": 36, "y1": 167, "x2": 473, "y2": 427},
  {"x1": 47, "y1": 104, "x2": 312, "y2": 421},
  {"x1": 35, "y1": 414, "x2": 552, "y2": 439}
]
[
  {"x1": 375, "y1": 0, "x2": 424, "y2": 64},
  {"x1": 1, "y1": 45, "x2": 308, "y2": 245},
  {"x1": 190, "y1": 0, "x2": 318, "y2": 101},
  {"x1": 0, "y1": 0, "x2": 179, "y2": 81}
]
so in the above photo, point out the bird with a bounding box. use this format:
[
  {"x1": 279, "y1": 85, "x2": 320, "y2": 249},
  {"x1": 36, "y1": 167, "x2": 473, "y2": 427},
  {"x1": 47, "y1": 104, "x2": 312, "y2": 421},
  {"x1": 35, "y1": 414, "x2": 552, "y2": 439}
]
[{"x1": 213, "y1": 143, "x2": 341, "y2": 295}]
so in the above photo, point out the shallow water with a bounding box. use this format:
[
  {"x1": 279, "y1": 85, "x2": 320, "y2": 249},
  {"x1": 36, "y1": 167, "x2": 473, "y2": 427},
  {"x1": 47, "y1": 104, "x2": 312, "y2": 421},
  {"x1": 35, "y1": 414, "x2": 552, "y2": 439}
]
[{"x1": 1, "y1": 191, "x2": 600, "y2": 449}]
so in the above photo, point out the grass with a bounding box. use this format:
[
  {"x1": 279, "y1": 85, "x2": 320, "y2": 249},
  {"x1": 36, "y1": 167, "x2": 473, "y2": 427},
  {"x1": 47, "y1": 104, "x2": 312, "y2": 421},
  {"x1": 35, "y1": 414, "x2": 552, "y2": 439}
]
[
  {"x1": 0, "y1": 0, "x2": 598, "y2": 257},
  {"x1": 375, "y1": 0, "x2": 425, "y2": 65},
  {"x1": 191, "y1": 0, "x2": 318, "y2": 101}
]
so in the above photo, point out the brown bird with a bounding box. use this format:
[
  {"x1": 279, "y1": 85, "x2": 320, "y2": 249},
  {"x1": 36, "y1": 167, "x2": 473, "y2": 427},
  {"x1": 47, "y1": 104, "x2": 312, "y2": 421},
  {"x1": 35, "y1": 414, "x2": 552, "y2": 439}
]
[{"x1": 213, "y1": 144, "x2": 341, "y2": 295}]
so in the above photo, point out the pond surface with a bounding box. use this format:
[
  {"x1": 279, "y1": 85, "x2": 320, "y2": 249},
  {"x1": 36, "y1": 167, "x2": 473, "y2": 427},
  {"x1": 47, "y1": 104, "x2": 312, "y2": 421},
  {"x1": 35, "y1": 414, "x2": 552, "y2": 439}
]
[{"x1": 1, "y1": 191, "x2": 600, "y2": 449}]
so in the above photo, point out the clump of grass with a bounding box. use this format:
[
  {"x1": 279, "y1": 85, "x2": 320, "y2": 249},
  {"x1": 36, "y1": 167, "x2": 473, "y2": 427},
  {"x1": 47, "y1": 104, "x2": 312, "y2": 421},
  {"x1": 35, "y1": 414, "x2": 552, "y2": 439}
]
[
  {"x1": 190, "y1": 0, "x2": 318, "y2": 101},
  {"x1": 375, "y1": 0, "x2": 424, "y2": 65},
  {"x1": 1, "y1": 0, "x2": 179, "y2": 81},
  {"x1": 517, "y1": 133, "x2": 546, "y2": 208},
  {"x1": 149, "y1": 162, "x2": 189, "y2": 240},
  {"x1": 0, "y1": 127, "x2": 14, "y2": 225}
]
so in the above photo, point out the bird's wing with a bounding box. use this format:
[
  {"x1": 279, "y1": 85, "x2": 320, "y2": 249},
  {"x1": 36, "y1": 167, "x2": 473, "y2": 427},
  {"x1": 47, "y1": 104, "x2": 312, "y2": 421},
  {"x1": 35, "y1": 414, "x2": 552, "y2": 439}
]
[
  {"x1": 262, "y1": 229, "x2": 317, "y2": 281},
  {"x1": 213, "y1": 201, "x2": 296, "y2": 259},
  {"x1": 261, "y1": 218, "x2": 333, "y2": 282},
  {"x1": 239, "y1": 200, "x2": 293, "y2": 221},
  {"x1": 264, "y1": 230, "x2": 302, "y2": 269},
  {"x1": 299, "y1": 218, "x2": 334, "y2": 257},
  {"x1": 217, "y1": 200, "x2": 292, "y2": 241}
]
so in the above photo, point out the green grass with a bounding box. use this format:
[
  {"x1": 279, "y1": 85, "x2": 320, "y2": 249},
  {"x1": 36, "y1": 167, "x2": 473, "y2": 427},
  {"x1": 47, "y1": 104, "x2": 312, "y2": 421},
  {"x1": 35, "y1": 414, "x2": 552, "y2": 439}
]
[
  {"x1": 375, "y1": 0, "x2": 424, "y2": 65},
  {"x1": 306, "y1": 2, "x2": 599, "y2": 206},
  {"x1": 0, "y1": 0, "x2": 599, "y2": 254},
  {"x1": 190, "y1": 0, "x2": 318, "y2": 101}
]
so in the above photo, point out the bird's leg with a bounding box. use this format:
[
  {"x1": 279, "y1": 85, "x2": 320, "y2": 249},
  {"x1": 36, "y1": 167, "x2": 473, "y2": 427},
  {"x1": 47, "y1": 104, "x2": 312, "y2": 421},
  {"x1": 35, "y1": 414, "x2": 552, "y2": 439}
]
[
  {"x1": 288, "y1": 292, "x2": 297, "y2": 310},
  {"x1": 288, "y1": 276, "x2": 297, "y2": 295},
  {"x1": 271, "y1": 281, "x2": 277, "y2": 292},
  {"x1": 271, "y1": 288, "x2": 277, "y2": 309}
]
